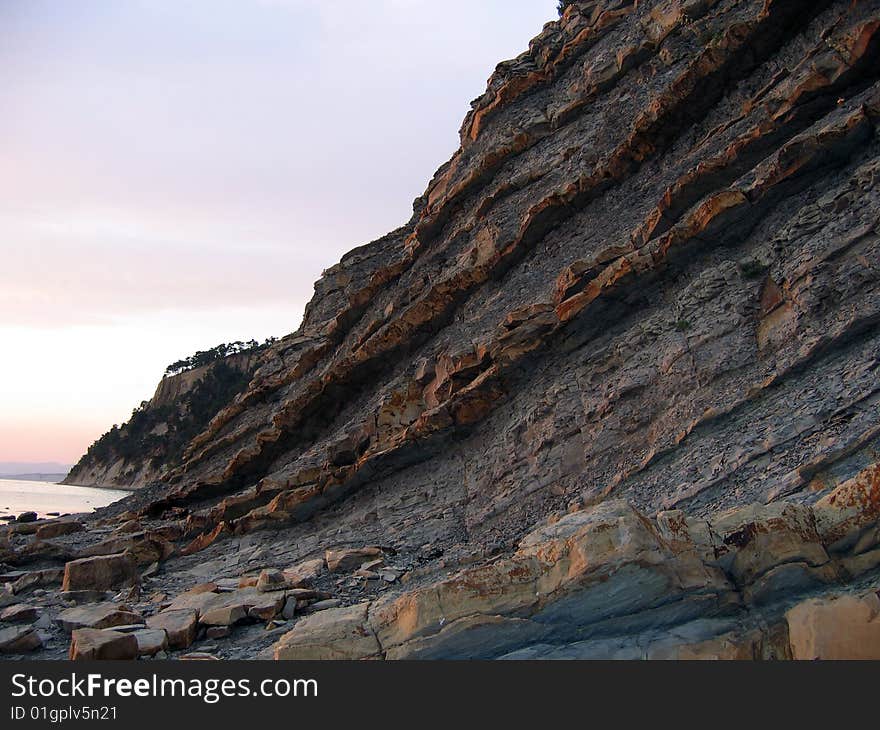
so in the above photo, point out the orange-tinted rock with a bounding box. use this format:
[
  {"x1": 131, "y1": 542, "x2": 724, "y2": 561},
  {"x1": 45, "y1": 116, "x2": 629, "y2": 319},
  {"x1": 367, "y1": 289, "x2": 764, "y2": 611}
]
[
  {"x1": 69, "y1": 628, "x2": 138, "y2": 661},
  {"x1": 61, "y1": 553, "x2": 139, "y2": 592}
]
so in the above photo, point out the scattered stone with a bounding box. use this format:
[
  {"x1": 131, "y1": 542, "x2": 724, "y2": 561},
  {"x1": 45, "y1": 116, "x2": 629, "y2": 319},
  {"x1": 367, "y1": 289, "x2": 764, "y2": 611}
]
[
  {"x1": 180, "y1": 652, "x2": 219, "y2": 661},
  {"x1": 62, "y1": 552, "x2": 139, "y2": 592},
  {"x1": 0, "y1": 603, "x2": 39, "y2": 623},
  {"x1": 133, "y1": 628, "x2": 168, "y2": 657},
  {"x1": 325, "y1": 547, "x2": 382, "y2": 573},
  {"x1": 306, "y1": 599, "x2": 343, "y2": 613},
  {"x1": 115, "y1": 519, "x2": 142, "y2": 534},
  {"x1": 142, "y1": 562, "x2": 160, "y2": 579},
  {"x1": 35, "y1": 520, "x2": 84, "y2": 539},
  {"x1": 247, "y1": 593, "x2": 285, "y2": 622},
  {"x1": 180, "y1": 582, "x2": 218, "y2": 597},
  {"x1": 281, "y1": 596, "x2": 297, "y2": 620},
  {"x1": 205, "y1": 626, "x2": 230, "y2": 639},
  {"x1": 81, "y1": 532, "x2": 175, "y2": 566},
  {"x1": 16, "y1": 512, "x2": 38, "y2": 524},
  {"x1": 56, "y1": 603, "x2": 143, "y2": 633},
  {"x1": 200, "y1": 603, "x2": 247, "y2": 627},
  {"x1": 69, "y1": 628, "x2": 138, "y2": 660},
  {"x1": 257, "y1": 568, "x2": 287, "y2": 592},
  {"x1": 0, "y1": 625, "x2": 42, "y2": 654},
  {"x1": 283, "y1": 558, "x2": 326, "y2": 587},
  {"x1": 11, "y1": 568, "x2": 64, "y2": 594},
  {"x1": 146, "y1": 610, "x2": 198, "y2": 650}
]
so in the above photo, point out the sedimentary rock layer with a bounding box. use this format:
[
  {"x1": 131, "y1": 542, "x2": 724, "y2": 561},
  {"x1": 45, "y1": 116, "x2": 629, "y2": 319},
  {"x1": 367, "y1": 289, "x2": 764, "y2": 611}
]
[{"x1": 33, "y1": 0, "x2": 880, "y2": 660}]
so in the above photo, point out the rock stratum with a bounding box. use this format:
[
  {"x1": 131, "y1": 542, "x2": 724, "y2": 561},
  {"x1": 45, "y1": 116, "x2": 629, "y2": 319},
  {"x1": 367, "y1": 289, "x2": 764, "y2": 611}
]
[{"x1": 4, "y1": 0, "x2": 880, "y2": 660}]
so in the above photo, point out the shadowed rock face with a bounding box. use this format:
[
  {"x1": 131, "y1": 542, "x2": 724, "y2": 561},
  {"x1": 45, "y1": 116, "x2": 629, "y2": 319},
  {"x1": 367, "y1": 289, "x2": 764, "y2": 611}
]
[{"x1": 41, "y1": 0, "x2": 880, "y2": 660}]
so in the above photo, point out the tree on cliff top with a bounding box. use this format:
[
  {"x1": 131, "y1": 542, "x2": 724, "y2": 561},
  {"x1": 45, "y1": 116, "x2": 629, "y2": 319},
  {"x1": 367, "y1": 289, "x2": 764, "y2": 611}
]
[{"x1": 163, "y1": 337, "x2": 277, "y2": 377}]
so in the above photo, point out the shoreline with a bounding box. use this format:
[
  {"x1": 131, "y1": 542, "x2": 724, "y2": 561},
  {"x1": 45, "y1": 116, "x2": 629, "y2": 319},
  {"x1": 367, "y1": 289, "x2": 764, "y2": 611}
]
[{"x1": 0, "y1": 479, "x2": 132, "y2": 523}]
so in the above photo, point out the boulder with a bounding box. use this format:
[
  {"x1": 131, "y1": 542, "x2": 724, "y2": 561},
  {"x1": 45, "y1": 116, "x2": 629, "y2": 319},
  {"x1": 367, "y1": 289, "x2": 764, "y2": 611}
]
[
  {"x1": 133, "y1": 628, "x2": 168, "y2": 657},
  {"x1": 786, "y1": 592, "x2": 880, "y2": 660},
  {"x1": 56, "y1": 603, "x2": 143, "y2": 633},
  {"x1": 35, "y1": 520, "x2": 84, "y2": 539},
  {"x1": 16, "y1": 511, "x2": 38, "y2": 524},
  {"x1": 115, "y1": 519, "x2": 142, "y2": 534},
  {"x1": 146, "y1": 609, "x2": 198, "y2": 650},
  {"x1": 80, "y1": 532, "x2": 175, "y2": 566},
  {"x1": 69, "y1": 628, "x2": 138, "y2": 660},
  {"x1": 200, "y1": 603, "x2": 248, "y2": 627},
  {"x1": 0, "y1": 625, "x2": 42, "y2": 654},
  {"x1": 61, "y1": 552, "x2": 139, "y2": 592},
  {"x1": 274, "y1": 603, "x2": 381, "y2": 660},
  {"x1": 256, "y1": 568, "x2": 287, "y2": 592},
  {"x1": 248, "y1": 593, "x2": 285, "y2": 621},
  {"x1": 325, "y1": 547, "x2": 382, "y2": 573}
]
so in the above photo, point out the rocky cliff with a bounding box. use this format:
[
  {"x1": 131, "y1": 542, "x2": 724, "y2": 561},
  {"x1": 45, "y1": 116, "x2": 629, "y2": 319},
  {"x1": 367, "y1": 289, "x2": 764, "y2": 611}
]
[
  {"x1": 4, "y1": 0, "x2": 880, "y2": 660},
  {"x1": 64, "y1": 351, "x2": 262, "y2": 489}
]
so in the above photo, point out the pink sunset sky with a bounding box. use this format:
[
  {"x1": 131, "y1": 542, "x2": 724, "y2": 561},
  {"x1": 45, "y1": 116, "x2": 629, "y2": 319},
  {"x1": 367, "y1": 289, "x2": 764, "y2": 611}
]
[{"x1": 0, "y1": 0, "x2": 558, "y2": 467}]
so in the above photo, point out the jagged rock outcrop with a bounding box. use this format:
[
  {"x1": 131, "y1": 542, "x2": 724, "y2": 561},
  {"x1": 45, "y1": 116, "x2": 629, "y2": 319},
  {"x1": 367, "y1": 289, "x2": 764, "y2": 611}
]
[
  {"x1": 275, "y1": 462, "x2": 880, "y2": 659},
  {"x1": 18, "y1": 0, "x2": 880, "y2": 660}
]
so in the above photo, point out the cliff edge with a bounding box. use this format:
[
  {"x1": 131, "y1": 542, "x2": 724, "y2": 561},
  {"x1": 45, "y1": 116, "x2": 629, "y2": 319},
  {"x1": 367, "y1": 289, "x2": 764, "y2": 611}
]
[{"x1": 7, "y1": 0, "x2": 880, "y2": 660}]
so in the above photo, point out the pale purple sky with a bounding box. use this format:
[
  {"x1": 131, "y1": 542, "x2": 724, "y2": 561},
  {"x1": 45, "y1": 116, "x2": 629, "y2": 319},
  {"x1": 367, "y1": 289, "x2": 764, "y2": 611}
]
[{"x1": 0, "y1": 0, "x2": 557, "y2": 464}]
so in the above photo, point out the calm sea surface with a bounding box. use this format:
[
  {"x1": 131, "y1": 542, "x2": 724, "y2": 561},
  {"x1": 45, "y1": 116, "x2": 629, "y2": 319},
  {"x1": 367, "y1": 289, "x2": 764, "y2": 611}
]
[{"x1": 0, "y1": 479, "x2": 130, "y2": 520}]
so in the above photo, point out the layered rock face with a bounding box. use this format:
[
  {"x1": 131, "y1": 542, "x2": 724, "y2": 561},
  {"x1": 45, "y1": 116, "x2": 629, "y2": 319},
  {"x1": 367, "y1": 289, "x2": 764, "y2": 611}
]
[{"x1": 12, "y1": 0, "x2": 880, "y2": 660}]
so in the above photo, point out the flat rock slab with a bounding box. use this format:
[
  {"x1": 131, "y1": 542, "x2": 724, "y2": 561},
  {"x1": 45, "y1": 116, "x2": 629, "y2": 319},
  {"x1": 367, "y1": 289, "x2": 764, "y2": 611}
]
[
  {"x1": 11, "y1": 568, "x2": 64, "y2": 594},
  {"x1": 274, "y1": 603, "x2": 380, "y2": 660},
  {"x1": 325, "y1": 547, "x2": 382, "y2": 573},
  {"x1": 69, "y1": 628, "x2": 138, "y2": 660},
  {"x1": 56, "y1": 603, "x2": 144, "y2": 633},
  {"x1": 0, "y1": 625, "x2": 42, "y2": 654},
  {"x1": 35, "y1": 520, "x2": 84, "y2": 539},
  {"x1": 146, "y1": 609, "x2": 198, "y2": 650},
  {"x1": 0, "y1": 603, "x2": 39, "y2": 623},
  {"x1": 62, "y1": 552, "x2": 139, "y2": 592},
  {"x1": 168, "y1": 587, "x2": 284, "y2": 626}
]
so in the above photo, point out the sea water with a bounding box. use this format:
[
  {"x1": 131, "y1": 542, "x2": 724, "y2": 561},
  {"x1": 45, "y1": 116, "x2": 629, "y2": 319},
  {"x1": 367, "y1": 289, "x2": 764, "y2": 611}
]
[{"x1": 0, "y1": 478, "x2": 130, "y2": 520}]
